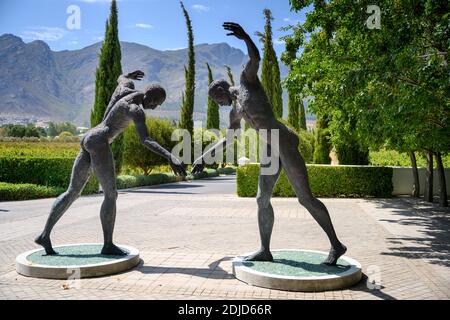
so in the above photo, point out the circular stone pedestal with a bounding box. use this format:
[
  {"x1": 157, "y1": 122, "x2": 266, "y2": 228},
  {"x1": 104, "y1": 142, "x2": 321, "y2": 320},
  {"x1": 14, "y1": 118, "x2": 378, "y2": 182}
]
[
  {"x1": 16, "y1": 243, "x2": 140, "y2": 279},
  {"x1": 232, "y1": 249, "x2": 362, "y2": 292}
]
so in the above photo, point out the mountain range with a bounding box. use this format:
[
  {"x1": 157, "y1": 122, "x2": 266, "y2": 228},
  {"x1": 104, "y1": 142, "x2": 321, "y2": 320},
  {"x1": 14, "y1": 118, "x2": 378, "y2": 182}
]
[{"x1": 0, "y1": 33, "x2": 289, "y2": 127}]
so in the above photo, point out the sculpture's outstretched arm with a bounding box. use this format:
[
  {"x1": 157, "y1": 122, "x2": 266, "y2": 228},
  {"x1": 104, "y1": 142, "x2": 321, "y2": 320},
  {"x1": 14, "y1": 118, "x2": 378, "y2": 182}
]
[
  {"x1": 102, "y1": 70, "x2": 144, "y2": 121},
  {"x1": 223, "y1": 22, "x2": 260, "y2": 81},
  {"x1": 133, "y1": 108, "x2": 187, "y2": 177},
  {"x1": 192, "y1": 105, "x2": 242, "y2": 174}
]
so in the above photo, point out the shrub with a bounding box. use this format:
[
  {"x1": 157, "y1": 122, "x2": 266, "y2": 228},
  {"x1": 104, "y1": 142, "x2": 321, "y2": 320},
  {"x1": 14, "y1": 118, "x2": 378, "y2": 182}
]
[
  {"x1": 123, "y1": 117, "x2": 177, "y2": 174},
  {"x1": 0, "y1": 182, "x2": 64, "y2": 201},
  {"x1": 116, "y1": 168, "x2": 225, "y2": 190},
  {"x1": 237, "y1": 164, "x2": 393, "y2": 198},
  {"x1": 189, "y1": 168, "x2": 219, "y2": 180},
  {"x1": 217, "y1": 166, "x2": 237, "y2": 175},
  {"x1": 116, "y1": 173, "x2": 182, "y2": 189},
  {"x1": 0, "y1": 157, "x2": 98, "y2": 194},
  {"x1": 58, "y1": 131, "x2": 73, "y2": 138}
]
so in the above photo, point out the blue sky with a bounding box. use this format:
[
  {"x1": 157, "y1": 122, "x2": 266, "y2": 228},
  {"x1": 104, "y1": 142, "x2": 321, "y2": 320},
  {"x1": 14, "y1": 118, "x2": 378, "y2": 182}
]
[{"x1": 0, "y1": 0, "x2": 309, "y2": 57}]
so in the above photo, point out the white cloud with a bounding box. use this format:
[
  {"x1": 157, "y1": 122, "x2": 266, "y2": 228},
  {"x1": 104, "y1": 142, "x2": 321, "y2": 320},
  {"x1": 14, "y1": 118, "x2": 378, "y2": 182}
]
[
  {"x1": 165, "y1": 47, "x2": 187, "y2": 51},
  {"x1": 274, "y1": 38, "x2": 285, "y2": 46},
  {"x1": 192, "y1": 4, "x2": 209, "y2": 12},
  {"x1": 21, "y1": 27, "x2": 67, "y2": 42},
  {"x1": 283, "y1": 17, "x2": 302, "y2": 24},
  {"x1": 135, "y1": 23, "x2": 153, "y2": 29}
]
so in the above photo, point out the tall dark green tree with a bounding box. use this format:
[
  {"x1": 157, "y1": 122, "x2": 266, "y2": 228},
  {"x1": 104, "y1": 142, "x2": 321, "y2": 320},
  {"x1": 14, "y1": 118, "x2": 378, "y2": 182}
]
[
  {"x1": 299, "y1": 100, "x2": 306, "y2": 130},
  {"x1": 282, "y1": 41, "x2": 306, "y2": 131},
  {"x1": 313, "y1": 115, "x2": 331, "y2": 164},
  {"x1": 90, "y1": 0, "x2": 123, "y2": 173},
  {"x1": 287, "y1": 93, "x2": 300, "y2": 131},
  {"x1": 179, "y1": 1, "x2": 195, "y2": 136},
  {"x1": 206, "y1": 63, "x2": 220, "y2": 129},
  {"x1": 260, "y1": 9, "x2": 283, "y2": 118},
  {"x1": 226, "y1": 65, "x2": 248, "y2": 130},
  {"x1": 225, "y1": 65, "x2": 235, "y2": 86}
]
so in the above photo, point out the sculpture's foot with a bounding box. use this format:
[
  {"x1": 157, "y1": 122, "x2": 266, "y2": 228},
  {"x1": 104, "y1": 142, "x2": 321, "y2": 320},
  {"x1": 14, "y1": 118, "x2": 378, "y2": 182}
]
[
  {"x1": 101, "y1": 243, "x2": 127, "y2": 256},
  {"x1": 244, "y1": 249, "x2": 273, "y2": 262},
  {"x1": 322, "y1": 243, "x2": 347, "y2": 266},
  {"x1": 34, "y1": 234, "x2": 57, "y2": 255}
]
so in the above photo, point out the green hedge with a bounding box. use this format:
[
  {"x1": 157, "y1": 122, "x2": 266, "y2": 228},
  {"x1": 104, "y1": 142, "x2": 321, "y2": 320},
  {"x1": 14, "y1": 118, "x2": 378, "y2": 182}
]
[
  {"x1": 0, "y1": 157, "x2": 98, "y2": 194},
  {"x1": 117, "y1": 173, "x2": 183, "y2": 189},
  {"x1": 237, "y1": 164, "x2": 393, "y2": 198},
  {"x1": 116, "y1": 168, "x2": 229, "y2": 190},
  {"x1": 0, "y1": 182, "x2": 64, "y2": 201},
  {"x1": 0, "y1": 159, "x2": 235, "y2": 201},
  {"x1": 217, "y1": 166, "x2": 237, "y2": 175}
]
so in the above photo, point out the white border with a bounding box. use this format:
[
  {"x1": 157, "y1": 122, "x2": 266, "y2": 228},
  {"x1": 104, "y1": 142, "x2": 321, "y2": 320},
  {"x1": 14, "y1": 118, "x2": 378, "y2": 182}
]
[
  {"x1": 16, "y1": 243, "x2": 140, "y2": 279},
  {"x1": 232, "y1": 249, "x2": 362, "y2": 291}
]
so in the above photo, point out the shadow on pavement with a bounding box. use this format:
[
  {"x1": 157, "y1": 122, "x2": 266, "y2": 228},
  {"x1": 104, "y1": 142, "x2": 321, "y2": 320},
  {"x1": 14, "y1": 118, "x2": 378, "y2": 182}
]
[
  {"x1": 371, "y1": 198, "x2": 450, "y2": 268},
  {"x1": 137, "y1": 256, "x2": 235, "y2": 279},
  {"x1": 122, "y1": 182, "x2": 204, "y2": 195},
  {"x1": 347, "y1": 273, "x2": 397, "y2": 300}
]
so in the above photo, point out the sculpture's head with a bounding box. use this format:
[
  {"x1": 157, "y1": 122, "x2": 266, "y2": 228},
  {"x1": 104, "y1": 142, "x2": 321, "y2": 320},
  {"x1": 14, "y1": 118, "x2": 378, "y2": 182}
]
[
  {"x1": 143, "y1": 84, "x2": 166, "y2": 109},
  {"x1": 209, "y1": 79, "x2": 233, "y2": 106}
]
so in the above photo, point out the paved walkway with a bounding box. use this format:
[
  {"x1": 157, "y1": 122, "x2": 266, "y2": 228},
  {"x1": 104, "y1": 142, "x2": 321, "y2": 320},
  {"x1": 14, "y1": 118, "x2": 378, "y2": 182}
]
[{"x1": 0, "y1": 176, "x2": 449, "y2": 300}]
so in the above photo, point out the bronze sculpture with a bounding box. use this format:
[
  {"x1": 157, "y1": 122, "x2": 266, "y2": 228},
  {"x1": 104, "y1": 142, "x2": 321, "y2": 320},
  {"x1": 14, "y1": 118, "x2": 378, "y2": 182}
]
[
  {"x1": 193, "y1": 23, "x2": 346, "y2": 265},
  {"x1": 35, "y1": 70, "x2": 187, "y2": 256}
]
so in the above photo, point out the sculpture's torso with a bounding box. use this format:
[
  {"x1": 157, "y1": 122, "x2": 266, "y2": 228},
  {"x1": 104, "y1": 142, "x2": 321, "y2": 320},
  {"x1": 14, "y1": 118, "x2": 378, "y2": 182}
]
[
  {"x1": 237, "y1": 77, "x2": 277, "y2": 131},
  {"x1": 82, "y1": 94, "x2": 141, "y2": 150},
  {"x1": 233, "y1": 74, "x2": 298, "y2": 147}
]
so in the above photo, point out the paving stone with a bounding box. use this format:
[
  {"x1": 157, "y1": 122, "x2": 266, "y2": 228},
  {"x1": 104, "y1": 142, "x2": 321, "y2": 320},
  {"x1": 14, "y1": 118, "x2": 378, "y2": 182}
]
[{"x1": 0, "y1": 176, "x2": 449, "y2": 300}]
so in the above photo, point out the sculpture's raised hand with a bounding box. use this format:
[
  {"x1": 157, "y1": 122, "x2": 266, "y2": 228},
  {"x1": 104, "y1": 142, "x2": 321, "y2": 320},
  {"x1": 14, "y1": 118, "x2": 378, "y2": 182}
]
[
  {"x1": 191, "y1": 159, "x2": 205, "y2": 175},
  {"x1": 223, "y1": 22, "x2": 248, "y2": 40},
  {"x1": 169, "y1": 156, "x2": 187, "y2": 177},
  {"x1": 126, "y1": 70, "x2": 145, "y2": 81}
]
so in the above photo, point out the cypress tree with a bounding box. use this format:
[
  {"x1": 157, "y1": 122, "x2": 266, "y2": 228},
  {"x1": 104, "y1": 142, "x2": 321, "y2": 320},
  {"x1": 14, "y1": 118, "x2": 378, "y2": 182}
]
[
  {"x1": 226, "y1": 65, "x2": 250, "y2": 130},
  {"x1": 287, "y1": 92, "x2": 306, "y2": 131},
  {"x1": 260, "y1": 9, "x2": 283, "y2": 119},
  {"x1": 283, "y1": 37, "x2": 306, "y2": 131},
  {"x1": 90, "y1": 0, "x2": 123, "y2": 173},
  {"x1": 206, "y1": 63, "x2": 220, "y2": 130},
  {"x1": 179, "y1": 1, "x2": 195, "y2": 136},
  {"x1": 299, "y1": 99, "x2": 306, "y2": 130},
  {"x1": 287, "y1": 92, "x2": 300, "y2": 131},
  {"x1": 313, "y1": 115, "x2": 331, "y2": 164},
  {"x1": 225, "y1": 65, "x2": 235, "y2": 86}
]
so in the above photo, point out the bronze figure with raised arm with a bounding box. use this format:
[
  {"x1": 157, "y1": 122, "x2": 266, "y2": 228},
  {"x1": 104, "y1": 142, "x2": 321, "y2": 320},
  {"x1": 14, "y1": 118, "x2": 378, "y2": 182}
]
[
  {"x1": 35, "y1": 70, "x2": 187, "y2": 256},
  {"x1": 192, "y1": 23, "x2": 347, "y2": 265}
]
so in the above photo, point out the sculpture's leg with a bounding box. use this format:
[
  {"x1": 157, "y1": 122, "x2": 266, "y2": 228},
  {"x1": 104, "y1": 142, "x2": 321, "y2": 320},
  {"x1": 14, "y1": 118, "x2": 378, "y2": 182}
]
[
  {"x1": 279, "y1": 134, "x2": 346, "y2": 265},
  {"x1": 90, "y1": 143, "x2": 126, "y2": 256},
  {"x1": 244, "y1": 144, "x2": 282, "y2": 262},
  {"x1": 35, "y1": 149, "x2": 92, "y2": 255}
]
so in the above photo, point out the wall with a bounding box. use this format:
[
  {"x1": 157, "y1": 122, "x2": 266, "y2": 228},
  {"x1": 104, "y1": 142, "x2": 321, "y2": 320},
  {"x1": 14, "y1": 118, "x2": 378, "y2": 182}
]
[{"x1": 392, "y1": 167, "x2": 450, "y2": 196}]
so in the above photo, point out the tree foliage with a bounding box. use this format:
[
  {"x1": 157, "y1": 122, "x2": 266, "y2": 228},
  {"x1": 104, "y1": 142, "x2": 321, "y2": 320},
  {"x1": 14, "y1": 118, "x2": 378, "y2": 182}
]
[
  {"x1": 90, "y1": 0, "x2": 124, "y2": 173},
  {"x1": 179, "y1": 1, "x2": 196, "y2": 136},
  {"x1": 286, "y1": 0, "x2": 449, "y2": 160},
  {"x1": 123, "y1": 117, "x2": 177, "y2": 175},
  {"x1": 286, "y1": 0, "x2": 449, "y2": 203},
  {"x1": 1, "y1": 124, "x2": 46, "y2": 138},
  {"x1": 47, "y1": 122, "x2": 77, "y2": 137},
  {"x1": 206, "y1": 63, "x2": 220, "y2": 129},
  {"x1": 260, "y1": 9, "x2": 283, "y2": 119}
]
